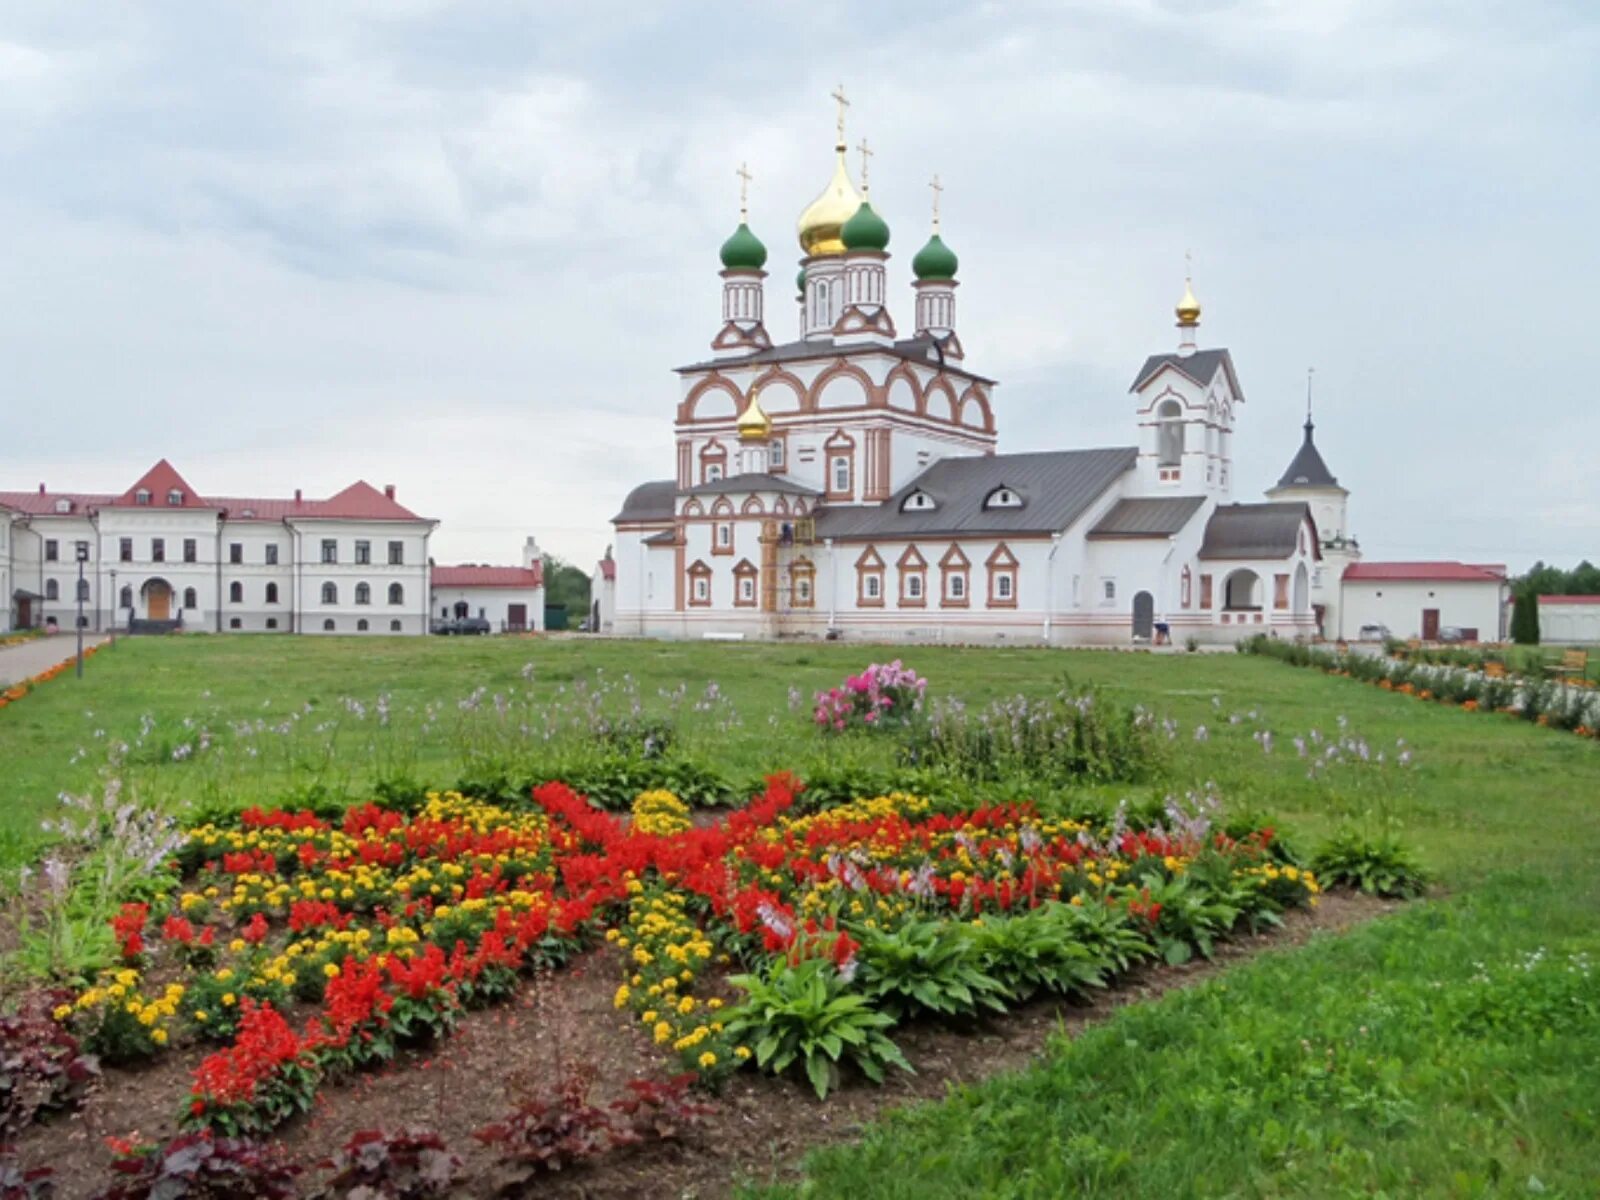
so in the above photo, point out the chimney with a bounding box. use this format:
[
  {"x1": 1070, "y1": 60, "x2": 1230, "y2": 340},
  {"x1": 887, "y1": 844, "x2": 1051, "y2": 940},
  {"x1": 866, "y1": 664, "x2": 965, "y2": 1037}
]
[
  {"x1": 384, "y1": 484, "x2": 396, "y2": 500},
  {"x1": 523, "y1": 535, "x2": 542, "y2": 570},
  {"x1": 294, "y1": 488, "x2": 302, "y2": 503},
  {"x1": 38, "y1": 483, "x2": 45, "y2": 494}
]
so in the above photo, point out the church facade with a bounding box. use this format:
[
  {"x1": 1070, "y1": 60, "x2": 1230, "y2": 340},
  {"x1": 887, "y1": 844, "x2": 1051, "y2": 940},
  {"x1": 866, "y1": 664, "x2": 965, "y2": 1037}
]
[{"x1": 609, "y1": 109, "x2": 1321, "y2": 645}]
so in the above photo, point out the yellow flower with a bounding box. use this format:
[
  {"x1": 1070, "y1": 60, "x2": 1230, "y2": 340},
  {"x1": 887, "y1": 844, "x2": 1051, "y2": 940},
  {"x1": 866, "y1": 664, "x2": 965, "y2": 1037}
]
[
  {"x1": 698, "y1": 1051, "x2": 717, "y2": 1069},
  {"x1": 613, "y1": 985, "x2": 631, "y2": 1009},
  {"x1": 652, "y1": 1021, "x2": 672, "y2": 1044},
  {"x1": 735, "y1": 1045, "x2": 752, "y2": 1060},
  {"x1": 151, "y1": 1028, "x2": 168, "y2": 1045},
  {"x1": 52, "y1": 1004, "x2": 72, "y2": 1022},
  {"x1": 194, "y1": 1010, "x2": 208, "y2": 1022},
  {"x1": 229, "y1": 939, "x2": 247, "y2": 953},
  {"x1": 221, "y1": 993, "x2": 236, "y2": 1006},
  {"x1": 324, "y1": 962, "x2": 341, "y2": 978},
  {"x1": 677, "y1": 996, "x2": 696, "y2": 1015},
  {"x1": 641, "y1": 1009, "x2": 658, "y2": 1023}
]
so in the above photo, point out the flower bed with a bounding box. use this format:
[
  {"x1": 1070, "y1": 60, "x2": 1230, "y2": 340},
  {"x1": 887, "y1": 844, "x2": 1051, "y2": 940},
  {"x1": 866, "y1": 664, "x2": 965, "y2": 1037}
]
[
  {"x1": 46, "y1": 776, "x2": 1323, "y2": 1142},
  {"x1": 0, "y1": 644, "x2": 102, "y2": 711},
  {"x1": 1241, "y1": 635, "x2": 1600, "y2": 740}
]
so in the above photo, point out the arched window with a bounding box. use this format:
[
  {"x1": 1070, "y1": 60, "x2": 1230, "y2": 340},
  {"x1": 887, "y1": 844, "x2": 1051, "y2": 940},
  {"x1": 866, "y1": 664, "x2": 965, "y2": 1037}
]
[
  {"x1": 389, "y1": 619, "x2": 402, "y2": 632},
  {"x1": 357, "y1": 618, "x2": 370, "y2": 632},
  {"x1": 388, "y1": 582, "x2": 404, "y2": 606},
  {"x1": 355, "y1": 582, "x2": 371, "y2": 606},
  {"x1": 184, "y1": 587, "x2": 198, "y2": 609},
  {"x1": 322, "y1": 618, "x2": 335, "y2": 632},
  {"x1": 1157, "y1": 399, "x2": 1184, "y2": 466},
  {"x1": 45, "y1": 579, "x2": 58, "y2": 600},
  {"x1": 229, "y1": 581, "x2": 243, "y2": 604},
  {"x1": 321, "y1": 582, "x2": 338, "y2": 605},
  {"x1": 119, "y1": 585, "x2": 133, "y2": 609},
  {"x1": 265, "y1": 583, "x2": 279, "y2": 604}
]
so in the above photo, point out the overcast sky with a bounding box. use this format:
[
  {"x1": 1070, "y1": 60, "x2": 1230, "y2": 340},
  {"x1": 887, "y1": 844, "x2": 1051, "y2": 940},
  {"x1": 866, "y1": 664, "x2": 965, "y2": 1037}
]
[{"x1": 2, "y1": 1, "x2": 1595, "y2": 573}]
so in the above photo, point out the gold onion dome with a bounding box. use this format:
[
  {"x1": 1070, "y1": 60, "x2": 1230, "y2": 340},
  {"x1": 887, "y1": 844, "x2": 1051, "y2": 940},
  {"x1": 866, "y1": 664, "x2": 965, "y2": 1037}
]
[
  {"x1": 736, "y1": 389, "x2": 772, "y2": 442},
  {"x1": 797, "y1": 145, "x2": 864, "y2": 258},
  {"x1": 1176, "y1": 278, "x2": 1202, "y2": 325}
]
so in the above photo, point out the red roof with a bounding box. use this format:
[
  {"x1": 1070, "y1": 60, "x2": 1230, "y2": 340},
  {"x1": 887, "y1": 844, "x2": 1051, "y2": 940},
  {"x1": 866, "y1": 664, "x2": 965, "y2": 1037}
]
[
  {"x1": 1343, "y1": 561, "x2": 1506, "y2": 583},
  {"x1": 1538, "y1": 595, "x2": 1600, "y2": 606},
  {"x1": 431, "y1": 564, "x2": 545, "y2": 589},
  {"x1": 1, "y1": 462, "x2": 426, "y2": 521}
]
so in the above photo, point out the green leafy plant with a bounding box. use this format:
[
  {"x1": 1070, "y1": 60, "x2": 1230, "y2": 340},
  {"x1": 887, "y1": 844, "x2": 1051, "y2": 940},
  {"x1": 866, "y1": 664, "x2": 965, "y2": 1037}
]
[
  {"x1": 1311, "y1": 829, "x2": 1429, "y2": 899},
  {"x1": 966, "y1": 906, "x2": 1118, "y2": 1002},
  {"x1": 854, "y1": 919, "x2": 1009, "y2": 1020},
  {"x1": 724, "y1": 956, "x2": 913, "y2": 1098}
]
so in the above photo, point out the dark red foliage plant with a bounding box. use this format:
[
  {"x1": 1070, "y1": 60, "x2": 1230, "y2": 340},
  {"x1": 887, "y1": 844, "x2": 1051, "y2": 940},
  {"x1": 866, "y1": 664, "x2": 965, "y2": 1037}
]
[
  {"x1": 316, "y1": 1127, "x2": 461, "y2": 1199},
  {"x1": 474, "y1": 1064, "x2": 711, "y2": 1189},
  {"x1": 92, "y1": 1132, "x2": 298, "y2": 1200},
  {"x1": 0, "y1": 1148, "x2": 54, "y2": 1200},
  {"x1": 1, "y1": 992, "x2": 100, "y2": 1137}
]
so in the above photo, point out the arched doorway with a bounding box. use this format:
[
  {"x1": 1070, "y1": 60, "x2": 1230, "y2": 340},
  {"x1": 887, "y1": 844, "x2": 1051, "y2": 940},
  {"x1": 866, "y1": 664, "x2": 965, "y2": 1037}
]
[
  {"x1": 453, "y1": 601, "x2": 469, "y2": 619},
  {"x1": 1223, "y1": 569, "x2": 1261, "y2": 612},
  {"x1": 1292, "y1": 563, "x2": 1310, "y2": 614},
  {"x1": 1132, "y1": 591, "x2": 1155, "y2": 640},
  {"x1": 142, "y1": 578, "x2": 173, "y2": 621}
]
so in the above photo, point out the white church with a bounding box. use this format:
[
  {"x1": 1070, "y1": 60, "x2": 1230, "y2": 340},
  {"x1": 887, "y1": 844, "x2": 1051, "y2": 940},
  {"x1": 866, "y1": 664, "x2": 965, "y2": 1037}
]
[{"x1": 607, "y1": 103, "x2": 1331, "y2": 646}]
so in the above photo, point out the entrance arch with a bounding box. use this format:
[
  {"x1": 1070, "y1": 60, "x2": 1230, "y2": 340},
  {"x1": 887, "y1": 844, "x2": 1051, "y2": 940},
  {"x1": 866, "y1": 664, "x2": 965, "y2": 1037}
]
[
  {"x1": 141, "y1": 578, "x2": 173, "y2": 621},
  {"x1": 1222, "y1": 569, "x2": 1262, "y2": 611},
  {"x1": 1132, "y1": 590, "x2": 1155, "y2": 640},
  {"x1": 1292, "y1": 563, "x2": 1310, "y2": 614}
]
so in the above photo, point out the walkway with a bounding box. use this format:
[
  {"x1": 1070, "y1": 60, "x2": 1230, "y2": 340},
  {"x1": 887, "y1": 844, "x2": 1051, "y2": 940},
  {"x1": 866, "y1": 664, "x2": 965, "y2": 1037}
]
[{"x1": 0, "y1": 634, "x2": 110, "y2": 687}]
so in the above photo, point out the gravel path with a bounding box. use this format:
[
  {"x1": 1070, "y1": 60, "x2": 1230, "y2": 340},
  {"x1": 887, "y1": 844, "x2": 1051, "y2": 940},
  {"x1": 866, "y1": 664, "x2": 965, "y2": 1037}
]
[{"x1": 0, "y1": 634, "x2": 109, "y2": 686}]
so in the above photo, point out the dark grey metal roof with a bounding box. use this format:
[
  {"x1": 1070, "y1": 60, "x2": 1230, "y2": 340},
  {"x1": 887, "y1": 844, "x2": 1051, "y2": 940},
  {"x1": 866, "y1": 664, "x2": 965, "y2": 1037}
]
[
  {"x1": 683, "y1": 473, "x2": 820, "y2": 497},
  {"x1": 1198, "y1": 502, "x2": 1313, "y2": 560},
  {"x1": 641, "y1": 530, "x2": 676, "y2": 546},
  {"x1": 812, "y1": 447, "x2": 1136, "y2": 540},
  {"x1": 612, "y1": 479, "x2": 676, "y2": 523},
  {"x1": 1275, "y1": 420, "x2": 1340, "y2": 488},
  {"x1": 1129, "y1": 348, "x2": 1243, "y2": 399},
  {"x1": 675, "y1": 334, "x2": 996, "y2": 386},
  {"x1": 1088, "y1": 495, "x2": 1207, "y2": 539}
]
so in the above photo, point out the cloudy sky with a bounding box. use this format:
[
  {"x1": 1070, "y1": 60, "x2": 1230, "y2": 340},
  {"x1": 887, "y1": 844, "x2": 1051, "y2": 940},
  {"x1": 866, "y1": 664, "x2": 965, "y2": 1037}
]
[{"x1": 2, "y1": 1, "x2": 1595, "y2": 573}]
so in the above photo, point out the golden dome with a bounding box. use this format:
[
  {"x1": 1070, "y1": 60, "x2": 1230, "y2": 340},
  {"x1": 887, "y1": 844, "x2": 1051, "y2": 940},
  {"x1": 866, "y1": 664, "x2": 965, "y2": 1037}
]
[
  {"x1": 796, "y1": 144, "x2": 863, "y2": 258},
  {"x1": 736, "y1": 388, "x2": 772, "y2": 442},
  {"x1": 1176, "y1": 277, "x2": 1202, "y2": 325}
]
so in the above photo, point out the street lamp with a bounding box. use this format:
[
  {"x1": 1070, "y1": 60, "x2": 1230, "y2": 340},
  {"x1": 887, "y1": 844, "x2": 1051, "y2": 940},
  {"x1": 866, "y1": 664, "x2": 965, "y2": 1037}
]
[
  {"x1": 74, "y1": 542, "x2": 89, "y2": 677},
  {"x1": 109, "y1": 567, "x2": 118, "y2": 649}
]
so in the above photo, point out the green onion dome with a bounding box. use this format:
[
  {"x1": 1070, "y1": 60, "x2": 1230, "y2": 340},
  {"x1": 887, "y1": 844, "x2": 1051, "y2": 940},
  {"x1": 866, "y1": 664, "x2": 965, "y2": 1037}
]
[
  {"x1": 841, "y1": 201, "x2": 890, "y2": 252},
  {"x1": 796, "y1": 267, "x2": 806, "y2": 295},
  {"x1": 719, "y1": 222, "x2": 768, "y2": 271},
  {"x1": 911, "y1": 233, "x2": 958, "y2": 281}
]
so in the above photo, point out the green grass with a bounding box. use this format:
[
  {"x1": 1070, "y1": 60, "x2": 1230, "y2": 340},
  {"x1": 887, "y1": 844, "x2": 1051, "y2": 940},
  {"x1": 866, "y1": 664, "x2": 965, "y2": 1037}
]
[{"x1": 3, "y1": 636, "x2": 1599, "y2": 1194}]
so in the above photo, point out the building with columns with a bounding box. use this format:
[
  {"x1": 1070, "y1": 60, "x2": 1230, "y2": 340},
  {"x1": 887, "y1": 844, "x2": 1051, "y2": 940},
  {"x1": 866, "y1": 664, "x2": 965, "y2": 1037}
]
[{"x1": 610, "y1": 103, "x2": 1322, "y2": 645}]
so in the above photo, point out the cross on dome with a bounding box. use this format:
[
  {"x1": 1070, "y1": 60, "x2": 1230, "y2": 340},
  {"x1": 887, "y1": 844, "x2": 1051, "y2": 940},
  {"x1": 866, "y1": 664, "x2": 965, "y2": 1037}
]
[
  {"x1": 831, "y1": 83, "x2": 850, "y2": 146},
  {"x1": 929, "y1": 173, "x2": 944, "y2": 231},
  {"x1": 736, "y1": 161, "x2": 753, "y2": 220},
  {"x1": 856, "y1": 137, "x2": 873, "y2": 196}
]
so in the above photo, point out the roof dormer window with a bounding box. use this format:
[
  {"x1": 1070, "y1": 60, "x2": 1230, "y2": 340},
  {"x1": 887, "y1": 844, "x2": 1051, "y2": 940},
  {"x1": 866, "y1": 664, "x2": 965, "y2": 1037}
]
[
  {"x1": 167, "y1": 489, "x2": 184, "y2": 506},
  {"x1": 901, "y1": 491, "x2": 937, "y2": 513},
  {"x1": 53, "y1": 499, "x2": 71, "y2": 514},
  {"x1": 983, "y1": 486, "x2": 1024, "y2": 510},
  {"x1": 135, "y1": 489, "x2": 151, "y2": 506},
  {"x1": 240, "y1": 508, "x2": 255, "y2": 519}
]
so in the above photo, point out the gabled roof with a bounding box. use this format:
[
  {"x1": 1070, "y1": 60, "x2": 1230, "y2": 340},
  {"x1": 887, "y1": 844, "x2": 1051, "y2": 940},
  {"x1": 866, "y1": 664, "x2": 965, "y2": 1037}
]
[
  {"x1": 0, "y1": 489, "x2": 119, "y2": 516},
  {"x1": 675, "y1": 333, "x2": 997, "y2": 386},
  {"x1": 683, "y1": 473, "x2": 819, "y2": 497},
  {"x1": 812, "y1": 447, "x2": 1136, "y2": 540},
  {"x1": 431, "y1": 564, "x2": 544, "y2": 589},
  {"x1": 1198, "y1": 502, "x2": 1315, "y2": 560},
  {"x1": 110, "y1": 459, "x2": 211, "y2": 509},
  {"x1": 1129, "y1": 348, "x2": 1243, "y2": 400},
  {"x1": 1274, "y1": 419, "x2": 1340, "y2": 489},
  {"x1": 613, "y1": 480, "x2": 677, "y2": 524},
  {"x1": 1344, "y1": 562, "x2": 1505, "y2": 583},
  {"x1": 1088, "y1": 496, "x2": 1208, "y2": 539},
  {"x1": 1539, "y1": 594, "x2": 1600, "y2": 605}
]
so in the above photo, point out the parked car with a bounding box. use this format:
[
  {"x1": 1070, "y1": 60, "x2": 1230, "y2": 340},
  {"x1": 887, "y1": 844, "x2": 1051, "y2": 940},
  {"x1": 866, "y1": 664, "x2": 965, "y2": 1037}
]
[
  {"x1": 1438, "y1": 626, "x2": 1472, "y2": 644},
  {"x1": 430, "y1": 617, "x2": 491, "y2": 636},
  {"x1": 1357, "y1": 623, "x2": 1391, "y2": 642}
]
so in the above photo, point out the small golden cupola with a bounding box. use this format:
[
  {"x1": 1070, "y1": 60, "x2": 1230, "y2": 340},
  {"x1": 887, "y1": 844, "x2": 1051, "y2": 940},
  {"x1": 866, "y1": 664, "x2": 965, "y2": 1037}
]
[
  {"x1": 1176, "y1": 276, "x2": 1201, "y2": 326},
  {"x1": 796, "y1": 86, "x2": 864, "y2": 259},
  {"x1": 736, "y1": 387, "x2": 772, "y2": 442}
]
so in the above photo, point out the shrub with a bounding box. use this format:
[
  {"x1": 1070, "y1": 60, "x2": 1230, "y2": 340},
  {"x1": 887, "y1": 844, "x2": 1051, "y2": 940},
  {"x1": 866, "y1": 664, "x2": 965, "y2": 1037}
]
[
  {"x1": 95, "y1": 1133, "x2": 299, "y2": 1200},
  {"x1": 1, "y1": 992, "x2": 100, "y2": 1137},
  {"x1": 318, "y1": 1127, "x2": 461, "y2": 1199},
  {"x1": 965, "y1": 906, "x2": 1121, "y2": 1002},
  {"x1": 724, "y1": 956, "x2": 912, "y2": 1098},
  {"x1": 1310, "y1": 829, "x2": 1429, "y2": 899}
]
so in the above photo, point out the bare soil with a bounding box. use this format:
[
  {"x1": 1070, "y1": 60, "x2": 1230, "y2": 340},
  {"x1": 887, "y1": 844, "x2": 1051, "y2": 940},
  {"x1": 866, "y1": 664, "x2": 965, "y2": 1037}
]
[{"x1": 12, "y1": 891, "x2": 1394, "y2": 1198}]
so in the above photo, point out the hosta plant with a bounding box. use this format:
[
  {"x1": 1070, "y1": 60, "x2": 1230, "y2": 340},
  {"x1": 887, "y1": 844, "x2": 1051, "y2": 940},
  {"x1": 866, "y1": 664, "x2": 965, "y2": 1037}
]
[
  {"x1": 854, "y1": 919, "x2": 1009, "y2": 1020},
  {"x1": 1, "y1": 992, "x2": 100, "y2": 1137},
  {"x1": 724, "y1": 956, "x2": 912, "y2": 1099},
  {"x1": 1311, "y1": 828, "x2": 1428, "y2": 899},
  {"x1": 965, "y1": 907, "x2": 1117, "y2": 1002}
]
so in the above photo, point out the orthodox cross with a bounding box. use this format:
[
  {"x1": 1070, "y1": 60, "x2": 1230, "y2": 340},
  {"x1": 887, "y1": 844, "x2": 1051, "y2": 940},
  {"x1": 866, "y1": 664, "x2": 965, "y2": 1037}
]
[
  {"x1": 736, "y1": 161, "x2": 752, "y2": 220},
  {"x1": 831, "y1": 83, "x2": 850, "y2": 143},
  {"x1": 1306, "y1": 367, "x2": 1316, "y2": 422},
  {"x1": 1185, "y1": 247, "x2": 1193, "y2": 283},
  {"x1": 856, "y1": 137, "x2": 873, "y2": 196},
  {"x1": 929, "y1": 173, "x2": 944, "y2": 231}
]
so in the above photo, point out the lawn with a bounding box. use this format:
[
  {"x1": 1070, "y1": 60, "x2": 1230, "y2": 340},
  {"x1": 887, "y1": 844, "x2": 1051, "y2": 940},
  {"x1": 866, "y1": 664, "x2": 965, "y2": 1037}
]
[{"x1": 2, "y1": 635, "x2": 1597, "y2": 1195}]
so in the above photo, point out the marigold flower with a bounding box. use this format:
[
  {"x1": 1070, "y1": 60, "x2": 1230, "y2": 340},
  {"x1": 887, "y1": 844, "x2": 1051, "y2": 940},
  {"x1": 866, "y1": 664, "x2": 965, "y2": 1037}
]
[{"x1": 698, "y1": 1052, "x2": 717, "y2": 1069}]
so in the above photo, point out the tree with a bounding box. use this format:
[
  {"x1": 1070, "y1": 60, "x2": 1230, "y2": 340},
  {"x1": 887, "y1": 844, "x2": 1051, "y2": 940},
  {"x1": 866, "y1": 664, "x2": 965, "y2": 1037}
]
[
  {"x1": 542, "y1": 555, "x2": 592, "y2": 616},
  {"x1": 1510, "y1": 591, "x2": 1540, "y2": 645}
]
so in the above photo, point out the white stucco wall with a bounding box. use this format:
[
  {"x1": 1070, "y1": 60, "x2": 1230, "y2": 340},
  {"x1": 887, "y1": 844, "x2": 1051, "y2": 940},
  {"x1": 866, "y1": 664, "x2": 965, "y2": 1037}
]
[
  {"x1": 1536, "y1": 603, "x2": 1600, "y2": 645},
  {"x1": 1340, "y1": 579, "x2": 1505, "y2": 641},
  {"x1": 429, "y1": 586, "x2": 543, "y2": 631}
]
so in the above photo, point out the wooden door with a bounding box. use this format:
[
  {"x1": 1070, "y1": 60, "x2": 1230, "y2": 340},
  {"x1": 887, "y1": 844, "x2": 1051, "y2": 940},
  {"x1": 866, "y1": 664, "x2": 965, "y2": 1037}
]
[
  {"x1": 17, "y1": 598, "x2": 31, "y2": 627},
  {"x1": 1421, "y1": 608, "x2": 1440, "y2": 641},
  {"x1": 1132, "y1": 591, "x2": 1154, "y2": 640},
  {"x1": 147, "y1": 582, "x2": 171, "y2": 621},
  {"x1": 507, "y1": 603, "x2": 527, "y2": 631}
]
